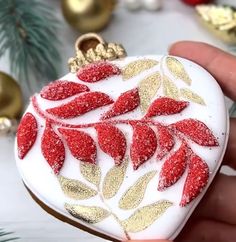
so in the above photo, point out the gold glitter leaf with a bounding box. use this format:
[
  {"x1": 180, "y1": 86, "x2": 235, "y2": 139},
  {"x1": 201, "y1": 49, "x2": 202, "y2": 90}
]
[
  {"x1": 122, "y1": 200, "x2": 173, "y2": 232},
  {"x1": 102, "y1": 158, "x2": 128, "y2": 199},
  {"x1": 65, "y1": 203, "x2": 110, "y2": 224},
  {"x1": 166, "y1": 57, "x2": 191, "y2": 85},
  {"x1": 138, "y1": 72, "x2": 161, "y2": 112},
  {"x1": 80, "y1": 162, "x2": 101, "y2": 186},
  {"x1": 119, "y1": 171, "x2": 156, "y2": 210},
  {"x1": 163, "y1": 75, "x2": 179, "y2": 99},
  {"x1": 58, "y1": 176, "x2": 97, "y2": 200},
  {"x1": 122, "y1": 59, "x2": 158, "y2": 80},
  {"x1": 180, "y1": 88, "x2": 205, "y2": 105}
]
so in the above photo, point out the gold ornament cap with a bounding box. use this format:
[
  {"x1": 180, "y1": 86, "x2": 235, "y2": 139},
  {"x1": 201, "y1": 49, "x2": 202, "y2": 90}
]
[{"x1": 68, "y1": 33, "x2": 127, "y2": 72}]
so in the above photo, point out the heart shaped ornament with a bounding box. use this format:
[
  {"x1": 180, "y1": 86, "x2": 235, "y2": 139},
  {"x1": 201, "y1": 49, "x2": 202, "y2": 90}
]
[{"x1": 15, "y1": 34, "x2": 229, "y2": 241}]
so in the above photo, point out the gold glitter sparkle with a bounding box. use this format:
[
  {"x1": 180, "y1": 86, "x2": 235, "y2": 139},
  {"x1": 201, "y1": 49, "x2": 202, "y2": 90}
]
[
  {"x1": 65, "y1": 203, "x2": 110, "y2": 224},
  {"x1": 138, "y1": 72, "x2": 161, "y2": 113},
  {"x1": 58, "y1": 176, "x2": 97, "y2": 200},
  {"x1": 122, "y1": 200, "x2": 173, "y2": 232},
  {"x1": 80, "y1": 162, "x2": 101, "y2": 187},
  {"x1": 119, "y1": 171, "x2": 156, "y2": 210},
  {"x1": 102, "y1": 158, "x2": 128, "y2": 199},
  {"x1": 166, "y1": 57, "x2": 192, "y2": 85},
  {"x1": 122, "y1": 59, "x2": 158, "y2": 80},
  {"x1": 163, "y1": 75, "x2": 179, "y2": 100},
  {"x1": 180, "y1": 88, "x2": 205, "y2": 105}
]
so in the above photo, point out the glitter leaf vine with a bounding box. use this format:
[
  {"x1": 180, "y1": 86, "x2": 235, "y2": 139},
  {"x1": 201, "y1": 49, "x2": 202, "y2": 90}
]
[{"x1": 17, "y1": 57, "x2": 219, "y2": 238}]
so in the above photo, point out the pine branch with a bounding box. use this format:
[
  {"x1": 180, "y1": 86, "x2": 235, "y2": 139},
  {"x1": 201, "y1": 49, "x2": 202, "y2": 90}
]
[
  {"x1": 0, "y1": 228, "x2": 19, "y2": 242},
  {"x1": 0, "y1": 0, "x2": 61, "y2": 90}
]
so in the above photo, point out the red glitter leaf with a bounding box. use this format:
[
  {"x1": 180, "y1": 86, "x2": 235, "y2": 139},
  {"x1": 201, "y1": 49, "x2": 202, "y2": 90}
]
[
  {"x1": 158, "y1": 143, "x2": 188, "y2": 191},
  {"x1": 77, "y1": 61, "x2": 121, "y2": 83},
  {"x1": 101, "y1": 88, "x2": 140, "y2": 120},
  {"x1": 95, "y1": 124, "x2": 126, "y2": 165},
  {"x1": 46, "y1": 92, "x2": 114, "y2": 119},
  {"x1": 17, "y1": 112, "x2": 38, "y2": 159},
  {"x1": 156, "y1": 125, "x2": 175, "y2": 160},
  {"x1": 130, "y1": 123, "x2": 157, "y2": 170},
  {"x1": 145, "y1": 97, "x2": 189, "y2": 118},
  {"x1": 59, "y1": 128, "x2": 96, "y2": 164},
  {"x1": 180, "y1": 153, "x2": 209, "y2": 207},
  {"x1": 40, "y1": 80, "x2": 89, "y2": 100},
  {"x1": 41, "y1": 122, "x2": 65, "y2": 174},
  {"x1": 170, "y1": 119, "x2": 219, "y2": 146}
]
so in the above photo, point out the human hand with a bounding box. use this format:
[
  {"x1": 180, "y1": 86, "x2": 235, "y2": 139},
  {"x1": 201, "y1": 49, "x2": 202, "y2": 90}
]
[
  {"x1": 128, "y1": 42, "x2": 236, "y2": 242},
  {"x1": 168, "y1": 41, "x2": 236, "y2": 242}
]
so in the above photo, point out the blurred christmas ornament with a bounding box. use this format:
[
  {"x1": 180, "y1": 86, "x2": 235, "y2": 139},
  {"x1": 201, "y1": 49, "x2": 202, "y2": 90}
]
[
  {"x1": 182, "y1": 0, "x2": 212, "y2": 6},
  {"x1": 0, "y1": 72, "x2": 23, "y2": 119},
  {"x1": 124, "y1": 0, "x2": 162, "y2": 11},
  {"x1": 0, "y1": 117, "x2": 18, "y2": 136},
  {"x1": 196, "y1": 4, "x2": 236, "y2": 44},
  {"x1": 61, "y1": 0, "x2": 116, "y2": 32}
]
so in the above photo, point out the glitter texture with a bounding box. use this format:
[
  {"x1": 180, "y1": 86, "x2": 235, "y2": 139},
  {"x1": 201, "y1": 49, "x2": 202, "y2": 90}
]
[
  {"x1": 102, "y1": 158, "x2": 128, "y2": 199},
  {"x1": 166, "y1": 57, "x2": 192, "y2": 85},
  {"x1": 80, "y1": 162, "x2": 101, "y2": 186},
  {"x1": 156, "y1": 125, "x2": 175, "y2": 160},
  {"x1": 122, "y1": 59, "x2": 158, "y2": 80},
  {"x1": 119, "y1": 171, "x2": 156, "y2": 210},
  {"x1": 138, "y1": 72, "x2": 161, "y2": 112},
  {"x1": 163, "y1": 75, "x2": 180, "y2": 100},
  {"x1": 122, "y1": 200, "x2": 173, "y2": 232},
  {"x1": 46, "y1": 92, "x2": 114, "y2": 119},
  {"x1": 158, "y1": 143, "x2": 188, "y2": 191},
  {"x1": 65, "y1": 203, "x2": 110, "y2": 223},
  {"x1": 40, "y1": 80, "x2": 90, "y2": 100},
  {"x1": 77, "y1": 61, "x2": 121, "y2": 83},
  {"x1": 180, "y1": 153, "x2": 209, "y2": 206},
  {"x1": 41, "y1": 122, "x2": 65, "y2": 174},
  {"x1": 171, "y1": 118, "x2": 219, "y2": 146},
  {"x1": 95, "y1": 124, "x2": 126, "y2": 165},
  {"x1": 17, "y1": 112, "x2": 37, "y2": 159},
  {"x1": 180, "y1": 88, "x2": 206, "y2": 105},
  {"x1": 59, "y1": 128, "x2": 97, "y2": 164},
  {"x1": 101, "y1": 88, "x2": 140, "y2": 120},
  {"x1": 145, "y1": 97, "x2": 189, "y2": 118},
  {"x1": 58, "y1": 175, "x2": 97, "y2": 200},
  {"x1": 130, "y1": 124, "x2": 157, "y2": 170}
]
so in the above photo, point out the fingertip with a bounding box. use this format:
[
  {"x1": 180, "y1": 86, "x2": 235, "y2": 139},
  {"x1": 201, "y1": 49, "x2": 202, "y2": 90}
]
[{"x1": 125, "y1": 240, "x2": 172, "y2": 242}]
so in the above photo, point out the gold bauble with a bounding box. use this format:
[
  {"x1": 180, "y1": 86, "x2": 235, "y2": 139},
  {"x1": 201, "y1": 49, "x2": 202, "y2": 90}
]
[
  {"x1": 0, "y1": 72, "x2": 23, "y2": 119},
  {"x1": 61, "y1": 0, "x2": 116, "y2": 33}
]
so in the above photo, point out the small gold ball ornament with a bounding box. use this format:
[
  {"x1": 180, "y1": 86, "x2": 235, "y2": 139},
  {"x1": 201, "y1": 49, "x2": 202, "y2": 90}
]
[
  {"x1": 0, "y1": 117, "x2": 18, "y2": 136},
  {"x1": 0, "y1": 72, "x2": 23, "y2": 119},
  {"x1": 61, "y1": 0, "x2": 116, "y2": 33}
]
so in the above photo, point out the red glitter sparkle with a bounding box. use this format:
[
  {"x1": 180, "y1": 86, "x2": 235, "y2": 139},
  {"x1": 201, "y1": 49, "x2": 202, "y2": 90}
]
[
  {"x1": 156, "y1": 125, "x2": 175, "y2": 160},
  {"x1": 170, "y1": 119, "x2": 219, "y2": 146},
  {"x1": 130, "y1": 123, "x2": 157, "y2": 170},
  {"x1": 145, "y1": 97, "x2": 189, "y2": 118},
  {"x1": 59, "y1": 128, "x2": 96, "y2": 164},
  {"x1": 95, "y1": 124, "x2": 126, "y2": 165},
  {"x1": 17, "y1": 112, "x2": 38, "y2": 159},
  {"x1": 158, "y1": 142, "x2": 188, "y2": 191},
  {"x1": 101, "y1": 88, "x2": 140, "y2": 120},
  {"x1": 46, "y1": 92, "x2": 114, "y2": 119},
  {"x1": 77, "y1": 61, "x2": 121, "y2": 83},
  {"x1": 180, "y1": 153, "x2": 209, "y2": 206},
  {"x1": 40, "y1": 80, "x2": 90, "y2": 100},
  {"x1": 41, "y1": 122, "x2": 65, "y2": 174}
]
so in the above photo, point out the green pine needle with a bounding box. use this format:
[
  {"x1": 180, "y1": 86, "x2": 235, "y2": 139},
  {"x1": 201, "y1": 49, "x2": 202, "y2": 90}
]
[
  {"x1": 0, "y1": 0, "x2": 61, "y2": 91},
  {"x1": 0, "y1": 229, "x2": 19, "y2": 242}
]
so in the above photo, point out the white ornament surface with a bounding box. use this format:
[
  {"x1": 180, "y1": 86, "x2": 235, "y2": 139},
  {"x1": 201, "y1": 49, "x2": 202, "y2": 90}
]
[{"x1": 15, "y1": 55, "x2": 229, "y2": 241}]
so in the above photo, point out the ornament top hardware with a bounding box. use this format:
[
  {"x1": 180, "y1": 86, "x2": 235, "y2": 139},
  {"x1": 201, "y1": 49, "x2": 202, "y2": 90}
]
[{"x1": 68, "y1": 33, "x2": 127, "y2": 72}]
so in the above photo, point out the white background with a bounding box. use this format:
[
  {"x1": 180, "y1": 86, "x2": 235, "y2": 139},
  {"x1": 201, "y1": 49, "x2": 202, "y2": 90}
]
[{"x1": 0, "y1": 0, "x2": 236, "y2": 241}]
